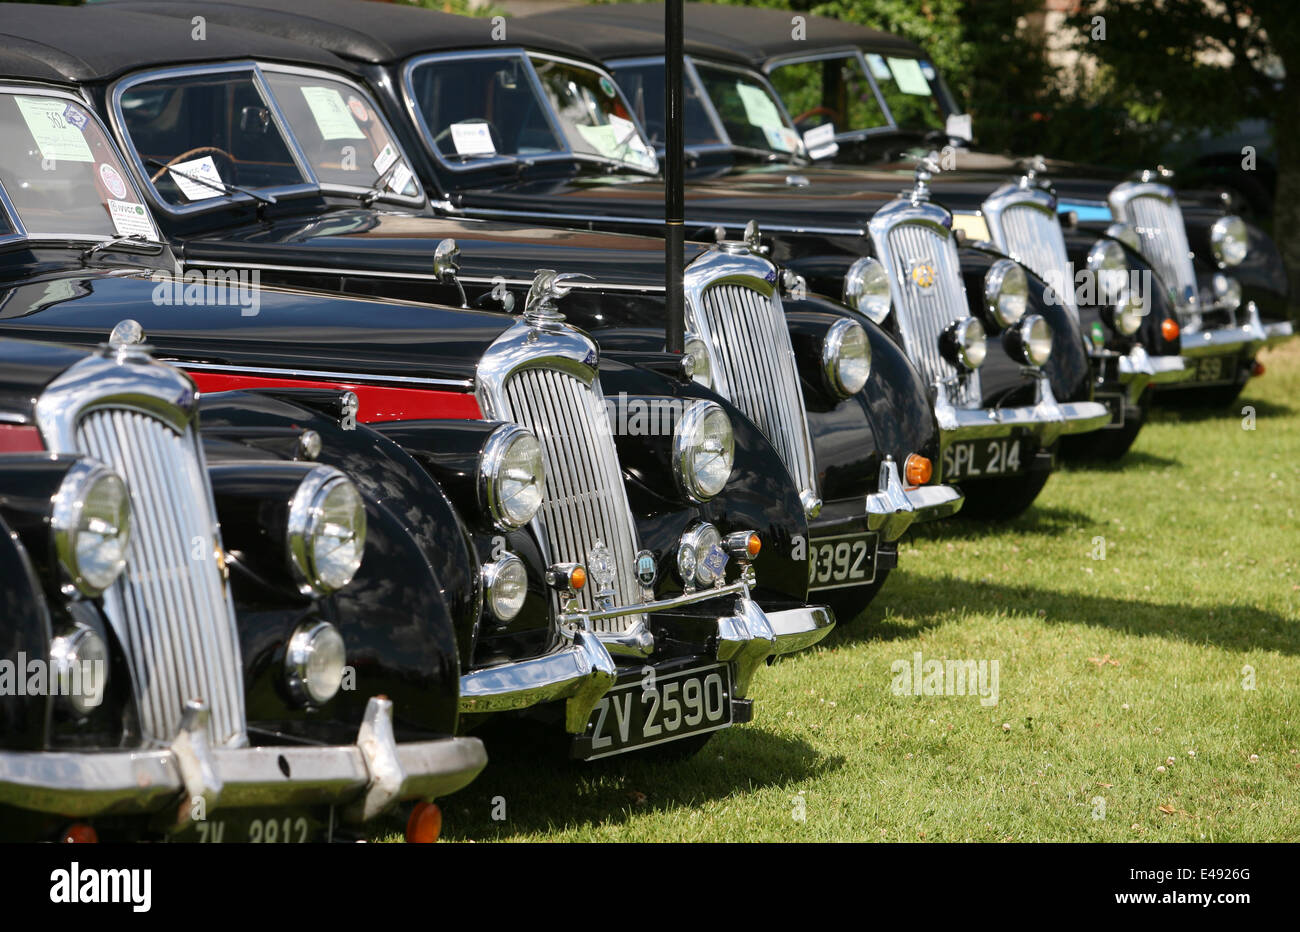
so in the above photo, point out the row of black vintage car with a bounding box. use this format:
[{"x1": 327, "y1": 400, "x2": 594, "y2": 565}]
[{"x1": 0, "y1": 0, "x2": 1289, "y2": 842}]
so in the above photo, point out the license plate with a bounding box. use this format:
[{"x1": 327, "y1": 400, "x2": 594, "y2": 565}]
[
  {"x1": 808, "y1": 533, "x2": 877, "y2": 591},
  {"x1": 579, "y1": 663, "x2": 733, "y2": 760},
  {"x1": 169, "y1": 808, "x2": 331, "y2": 844},
  {"x1": 1193, "y1": 354, "x2": 1234, "y2": 383},
  {"x1": 942, "y1": 438, "x2": 1024, "y2": 481}
]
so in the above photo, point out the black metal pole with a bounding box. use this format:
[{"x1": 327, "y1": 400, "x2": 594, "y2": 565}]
[{"x1": 664, "y1": 0, "x2": 685, "y2": 355}]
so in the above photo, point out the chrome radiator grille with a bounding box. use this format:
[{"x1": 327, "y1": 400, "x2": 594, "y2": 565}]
[
  {"x1": 503, "y1": 367, "x2": 642, "y2": 634},
  {"x1": 997, "y1": 204, "x2": 1078, "y2": 323},
  {"x1": 884, "y1": 222, "x2": 982, "y2": 406},
  {"x1": 76, "y1": 408, "x2": 246, "y2": 747},
  {"x1": 1125, "y1": 195, "x2": 1197, "y2": 310},
  {"x1": 699, "y1": 283, "x2": 816, "y2": 496}
]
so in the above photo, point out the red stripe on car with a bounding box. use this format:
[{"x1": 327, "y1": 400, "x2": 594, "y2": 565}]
[
  {"x1": 0, "y1": 424, "x2": 44, "y2": 453},
  {"x1": 187, "y1": 372, "x2": 482, "y2": 423}
]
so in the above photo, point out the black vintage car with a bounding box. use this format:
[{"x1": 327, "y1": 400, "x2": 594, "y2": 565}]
[
  {"x1": 0, "y1": 44, "x2": 834, "y2": 766},
  {"x1": 124, "y1": 0, "x2": 1114, "y2": 516},
  {"x1": 515, "y1": 7, "x2": 1191, "y2": 460},
  {"x1": 0, "y1": 51, "x2": 490, "y2": 842},
  {"x1": 11, "y1": 2, "x2": 965, "y2": 611},
  {"x1": 595, "y1": 3, "x2": 1293, "y2": 407}
]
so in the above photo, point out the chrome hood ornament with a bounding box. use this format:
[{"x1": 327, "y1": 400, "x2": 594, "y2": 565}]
[
  {"x1": 907, "y1": 151, "x2": 942, "y2": 203},
  {"x1": 434, "y1": 238, "x2": 467, "y2": 307},
  {"x1": 524, "y1": 269, "x2": 591, "y2": 329}
]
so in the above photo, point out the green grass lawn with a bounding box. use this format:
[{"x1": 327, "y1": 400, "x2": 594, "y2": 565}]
[{"x1": 425, "y1": 341, "x2": 1300, "y2": 842}]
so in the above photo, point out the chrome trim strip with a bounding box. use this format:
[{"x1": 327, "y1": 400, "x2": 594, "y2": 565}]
[
  {"x1": 450, "y1": 203, "x2": 866, "y2": 236},
  {"x1": 177, "y1": 360, "x2": 472, "y2": 390}
]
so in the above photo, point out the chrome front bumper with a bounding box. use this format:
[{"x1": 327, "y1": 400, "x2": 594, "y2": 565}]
[
  {"x1": 1177, "y1": 302, "x2": 1293, "y2": 359},
  {"x1": 0, "y1": 697, "x2": 486, "y2": 825},
  {"x1": 866, "y1": 456, "x2": 965, "y2": 541},
  {"x1": 460, "y1": 585, "x2": 835, "y2": 733},
  {"x1": 1115, "y1": 345, "x2": 1192, "y2": 402},
  {"x1": 935, "y1": 375, "x2": 1111, "y2": 448}
]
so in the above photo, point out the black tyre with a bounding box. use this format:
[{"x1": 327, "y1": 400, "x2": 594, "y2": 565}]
[
  {"x1": 1062, "y1": 395, "x2": 1149, "y2": 461},
  {"x1": 958, "y1": 469, "x2": 1052, "y2": 521}
]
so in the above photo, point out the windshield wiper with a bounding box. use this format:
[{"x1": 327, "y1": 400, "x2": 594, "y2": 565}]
[
  {"x1": 80, "y1": 233, "x2": 164, "y2": 264},
  {"x1": 359, "y1": 157, "x2": 403, "y2": 207},
  {"x1": 145, "y1": 158, "x2": 278, "y2": 207}
]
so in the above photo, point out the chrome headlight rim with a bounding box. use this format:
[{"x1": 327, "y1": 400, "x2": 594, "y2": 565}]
[
  {"x1": 52, "y1": 460, "x2": 132, "y2": 598},
  {"x1": 843, "y1": 256, "x2": 892, "y2": 324},
  {"x1": 672, "y1": 400, "x2": 735, "y2": 502},
  {"x1": 1011, "y1": 314, "x2": 1054, "y2": 366},
  {"x1": 822, "y1": 317, "x2": 872, "y2": 397},
  {"x1": 1111, "y1": 288, "x2": 1148, "y2": 335},
  {"x1": 1210, "y1": 214, "x2": 1248, "y2": 267},
  {"x1": 49, "y1": 625, "x2": 109, "y2": 716},
  {"x1": 478, "y1": 424, "x2": 545, "y2": 530},
  {"x1": 287, "y1": 466, "x2": 367, "y2": 597},
  {"x1": 940, "y1": 316, "x2": 987, "y2": 371},
  {"x1": 681, "y1": 521, "x2": 722, "y2": 587},
  {"x1": 284, "y1": 619, "x2": 347, "y2": 707},
  {"x1": 683, "y1": 333, "x2": 714, "y2": 390},
  {"x1": 482, "y1": 552, "x2": 527, "y2": 622},
  {"x1": 1212, "y1": 272, "x2": 1243, "y2": 311},
  {"x1": 982, "y1": 258, "x2": 1028, "y2": 327}
]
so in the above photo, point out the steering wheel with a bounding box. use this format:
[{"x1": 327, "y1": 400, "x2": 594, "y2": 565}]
[
  {"x1": 149, "y1": 146, "x2": 238, "y2": 183},
  {"x1": 792, "y1": 106, "x2": 840, "y2": 127}
]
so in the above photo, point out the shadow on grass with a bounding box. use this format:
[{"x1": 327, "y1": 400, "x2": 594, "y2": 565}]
[
  {"x1": 1061, "y1": 449, "x2": 1183, "y2": 473},
  {"x1": 422, "y1": 717, "x2": 838, "y2": 840},
  {"x1": 909, "y1": 503, "x2": 1096, "y2": 542},
  {"x1": 820, "y1": 573, "x2": 1298, "y2": 657},
  {"x1": 1151, "y1": 394, "x2": 1292, "y2": 422}
]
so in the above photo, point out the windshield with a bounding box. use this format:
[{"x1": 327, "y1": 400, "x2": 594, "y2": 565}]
[
  {"x1": 863, "y1": 54, "x2": 947, "y2": 133},
  {"x1": 692, "y1": 63, "x2": 803, "y2": 156},
  {"x1": 263, "y1": 71, "x2": 420, "y2": 198},
  {"x1": 609, "y1": 61, "x2": 721, "y2": 149},
  {"x1": 768, "y1": 53, "x2": 888, "y2": 140},
  {"x1": 529, "y1": 56, "x2": 657, "y2": 171},
  {"x1": 0, "y1": 92, "x2": 158, "y2": 240}
]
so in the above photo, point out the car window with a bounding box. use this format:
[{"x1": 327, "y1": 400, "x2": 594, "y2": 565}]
[
  {"x1": 0, "y1": 93, "x2": 157, "y2": 240},
  {"x1": 609, "y1": 61, "x2": 722, "y2": 148},
  {"x1": 693, "y1": 63, "x2": 802, "y2": 155},
  {"x1": 528, "y1": 56, "x2": 658, "y2": 171},
  {"x1": 117, "y1": 70, "x2": 308, "y2": 206},
  {"x1": 407, "y1": 53, "x2": 565, "y2": 161},
  {"x1": 262, "y1": 71, "x2": 419, "y2": 198},
  {"x1": 769, "y1": 54, "x2": 887, "y2": 135},
  {"x1": 864, "y1": 54, "x2": 946, "y2": 132}
]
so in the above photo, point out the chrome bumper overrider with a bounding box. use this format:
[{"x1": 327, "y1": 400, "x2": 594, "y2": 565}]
[
  {"x1": 934, "y1": 374, "x2": 1111, "y2": 447},
  {"x1": 1117, "y1": 345, "x2": 1192, "y2": 400},
  {"x1": 460, "y1": 582, "x2": 835, "y2": 733},
  {"x1": 866, "y1": 456, "x2": 965, "y2": 541},
  {"x1": 0, "y1": 697, "x2": 486, "y2": 825}
]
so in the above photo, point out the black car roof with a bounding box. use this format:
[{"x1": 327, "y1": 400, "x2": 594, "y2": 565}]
[
  {"x1": 102, "y1": 0, "x2": 599, "y2": 67},
  {"x1": 524, "y1": 3, "x2": 922, "y2": 65},
  {"x1": 0, "y1": 2, "x2": 343, "y2": 82},
  {"x1": 0, "y1": 42, "x2": 70, "y2": 84}
]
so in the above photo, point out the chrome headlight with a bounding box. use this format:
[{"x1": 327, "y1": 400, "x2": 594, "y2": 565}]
[
  {"x1": 1005, "y1": 314, "x2": 1054, "y2": 366},
  {"x1": 1210, "y1": 215, "x2": 1248, "y2": 267},
  {"x1": 1112, "y1": 288, "x2": 1148, "y2": 335},
  {"x1": 52, "y1": 462, "x2": 132, "y2": 597},
  {"x1": 681, "y1": 522, "x2": 723, "y2": 587},
  {"x1": 983, "y1": 259, "x2": 1028, "y2": 326},
  {"x1": 823, "y1": 318, "x2": 871, "y2": 396},
  {"x1": 49, "y1": 627, "x2": 109, "y2": 715},
  {"x1": 479, "y1": 424, "x2": 545, "y2": 529},
  {"x1": 673, "y1": 401, "x2": 734, "y2": 501},
  {"x1": 287, "y1": 466, "x2": 367, "y2": 595},
  {"x1": 940, "y1": 317, "x2": 986, "y2": 370},
  {"x1": 1086, "y1": 238, "x2": 1130, "y2": 305},
  {"x1": 483, "y1": 552, "x2": 527, "y2": 621},
  {"x1": 683, "y1": 334, "x2": 714, "y2": 390},
  {"x1": 285, "y1": 620, "x2": 346, "y2": 706},
  {"x1": 843, "y1": 256, "x2": 891, "y2": 324},
  {"x1": 1212, "y1": 273, "x2": 1242, "y2": 311}
]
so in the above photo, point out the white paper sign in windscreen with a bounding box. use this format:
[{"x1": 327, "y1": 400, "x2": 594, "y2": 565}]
[
  {"x1": 449, "y1": 121, "x2": 496, "y2": 156},
  {"x1": 168, "y1": 156, "x2": 225, "y2": 201}
]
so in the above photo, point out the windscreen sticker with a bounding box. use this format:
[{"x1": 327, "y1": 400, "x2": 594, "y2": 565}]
[
  {"x1": 607, "y1": 114, "x2": 654, "y2": 160},
  {"x1": 347, "y1": 95, "x2": 370, "y2": 123},
  {"x1": 449, "y1": 121, "x2": 496, "y2": 156},
  {"x1": 576, "y1": 122, "x2": 620, "y2": 158},
  {"x1": 98, "y1": 163, "x2": 128, "y2": 200},
  {"x1": 736, "y1": 82, "x2": 785, "y2": 131},
  {"x1": 299, "y1": 86, "x2": 367, "y2": 140},
  {"x1": 864, "y1": 54, "x2": 893, "y2": 81},
  {"x1": 886, "y1": 57, "x2": 932, "y2": 95},
  {"x1": 919, "y1": 61, "x2": 937, "y2": 80},
  {"x1": 373, "y1": 142, "x2": 398, "y2": 176},
  {"x1": 107, "y1": 199, "x2": 157, "y2": 239},
  {"x1": 62, "y1": 104, "x2": 88, "y2": 131},
  {"x1": 168, "y1": 155, "x2": 225, "y2": 201},
  {"x1": 387, "y1": 163, "x2": 414, "y2": 194},
  {"x1": 802, "y1": 122, "x2": 839, "y2": 158},
  {"x1": 763, "y1": 125, "x2": 799, "y2": 153},
  {"x1": 945, "y1": 113, "x2": 973, "y2": 141},
  {"x1": 16, "y1": 96, "x2": 94, "y2": 163}
]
